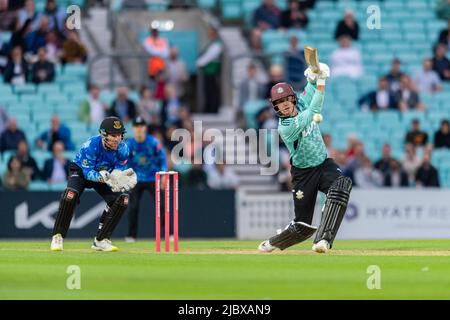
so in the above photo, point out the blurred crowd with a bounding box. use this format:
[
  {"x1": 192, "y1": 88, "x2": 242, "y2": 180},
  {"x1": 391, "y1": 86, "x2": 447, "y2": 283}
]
[
  {"x1": 237, "y1": 1, "x2": 450, "y2": 190},
  {"x1": 278, "y1": 122, "x2": 448, "y2": 191},
  {"x1": 0, "y1": 0, "x2": 88, "y2": 84}
]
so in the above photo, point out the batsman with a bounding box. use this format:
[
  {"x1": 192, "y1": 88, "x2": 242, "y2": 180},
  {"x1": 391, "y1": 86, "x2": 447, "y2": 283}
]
[
  {"x1": 50, "y1": 117, "x2": 137, "y2": 252},
  {"x1": 258, "y1": 47, "x2": 352, "y2": 254}
]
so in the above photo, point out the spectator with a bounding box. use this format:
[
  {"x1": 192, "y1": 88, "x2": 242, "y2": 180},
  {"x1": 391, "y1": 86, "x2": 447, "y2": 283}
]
[
  {"x1": 7, "y1": 0, "x2": 26, "y2": 11},
  {"x1": 207, "y1": 163, "x2": 239, "y2": 189},
  {"x1": 42, "y1": 141, "x2": 69, "y2": 183},
  {"x1": 412, "y1": 58, "x2": 442, "y2": 93},
  {"x1": 416, "y1": 153, "x2": 440, "y2": 187},
  {"x1": 285, "y1": 36, "x2": 307, "y2": 90},
  {"x1": 374, "y1": 143, "x2": 396, "y2": 176},
  {"x1": 162, "y1": 84, "x2": 183, "y2": 126},
  {"x1": 18, "y1": 0, "x2": 39, "y2": 31},
  {"x1": 256, "y1": 106, "x2": 277, "y2": 130},
  {"x1": 143, "y1": 27, "x2": 169, "y2": 78},
  {"x1": 384, "y1": 159, "x2": 409, "y2": 187},
  {"x1": 25, "y1": 15, "x2": 50, "y2": 54},
  {"x1": 334, "y1": 150, "x2": 348, "y2": 170},
  {"x1": 280, "y1": 0, "x2": 309, "y2": 29},
  {"x1": 298, "y1": 0, "x2": 316, "y2": 9},
  {"x1": 358, "y1": 77, "x2": 397, "y2": 111},
  {"x1": 0, "y1": 106, "x2": 8, "y2": 134},
  {"x1": 402, "y1": 143, "x2": 422, "y2": 185},
  {"x1": 330, "y1": 35, "x2": 363, "y2": 79},
  {"x1": 405, "y1": 119, "x2": 428, "y2": 147},
  {"x1": 345, "y1": 133, "x2": 359, "y2": 158},
  {"x1": 185, "y1": 163, "x2": 209, "y2": 190},
  {"x1": 239, "y1": 62, "x2": 266, "y2": 109},
  {"x1": 4, "y1": 46, "x2": 29, "y2": 85},
  {"x1": 432, "y1": 43, "x2": 450, "y2": 81},
  {"x1": 175, "y1": 106, "x2": 193, "y2": 131},
  {"x1": 322, "y1": 133, "x2": 337, "y2": 159},
  {"x1": 40, "y1": 0, "x2": 66, "y2": 32},
  {"x1": 385, "y1": 58, "x2": 405, "y2": 92},
  {"x1": 437, "y1": 18, "x2": 450, "y2": 50},
  {"x1": 343, "y1": 140, "x2": 366, "y2": 183},
  {"x1": 36, "y1": 115, "x2": 74, "y2": 151},
  {"x1": 153, "y1": 70, "x2": 167, "y2": 101},
  {"x1": 31, "y1": 47, "x2": 55, "y2": 84},
  {"x1": 3, "y1": 156, "x2": 31, "y2": 191},
  {"x1": 61, "y1": 30, "x2": 88, "y2": 64},
  {"x1": 434, "y1": 119, "x2": 450, "y2": 148},
  {"x1": 136, "y1": 86, "x2": 161, "y2": 128},
  {"x1": 395, "y1": 75, "x2": 425, "y2": 112},
  {"x1": 251, "y1": 0, "x2": 281, "y2": 50},
  {"x1": 166, "y1": 47, "x2": 188, "y2": 98},
  {"x1": 16, "y1": 139, "x2": 41, "y2": 180},
  {"x1": 0, "y1": 0, "x2": 17, "y2": 31},
  {"x1": 0, "y1": 118, "x2": 26, "y2": 153},
  {"x1": 109, "y1": 87, "x2": 137, "y2": 124},
  {"x1": 278, "y1": 148, "x2": 292, "y2": 191},
  {"x1": 8, "y1": 17, "x2": 32, "y2": 55},
  {"x1": 435, "y1": 0, "x2": 450, "y2": 21},
  {"x1": 196, "y1": 25, "x2": 223, "y2": 113},
  {"x1": 354, "y1": 156, "x2": 384, "y2": 188},
  {"x1": 334, "y1": 9, "x2": 359, "y2": 41},
  {"x1": 78, "y1": 84, "x2": 108, "y2": 125},
  {"x1": 265, "y1": 64, "x2": 284, "y2": 99},
  {"x1": 45, "y1": 30, "x2": 62, "y2": 63}
]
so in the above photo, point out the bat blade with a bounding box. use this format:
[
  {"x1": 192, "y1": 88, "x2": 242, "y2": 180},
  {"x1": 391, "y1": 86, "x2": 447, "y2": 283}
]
[{"x1": 304, "y1": 46, "x2": 320, "y2": 73}]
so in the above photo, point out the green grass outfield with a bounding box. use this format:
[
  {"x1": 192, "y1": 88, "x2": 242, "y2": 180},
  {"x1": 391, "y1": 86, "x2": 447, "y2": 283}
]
[{"x1": 1, "y1": 239, "x2": 450, "y2": 299}]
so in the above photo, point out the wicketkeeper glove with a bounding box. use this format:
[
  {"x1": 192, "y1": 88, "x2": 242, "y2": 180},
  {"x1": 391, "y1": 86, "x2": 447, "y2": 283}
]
[
  {"x1": 113, "y1": 168, "x2": 137, "y2": 192},
  {"x1": 99, "y1": 169, "x2": 123, "y2": 192}
]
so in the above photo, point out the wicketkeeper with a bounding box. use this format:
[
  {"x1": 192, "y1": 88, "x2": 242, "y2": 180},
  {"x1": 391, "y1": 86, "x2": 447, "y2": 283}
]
[
  {"x1": 50, "y1": 117, "x2": 137, "y2": 252},
  {"x1": 258, "y1": 61, "x2": 352, "y2": 253},
  {"x1": 125, "y1": 117, "x2": 167, "y2": 242}
]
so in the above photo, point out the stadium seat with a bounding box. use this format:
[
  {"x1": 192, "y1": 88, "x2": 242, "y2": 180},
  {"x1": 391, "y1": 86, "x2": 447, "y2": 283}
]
[
  {"x1": 221, "y1": 0, "x2": 242, "y2": 19},
  {"x1": 198, "y1": 0, "x2": 217, "y2": 9},
  {"x1": 13, "y1": 84, "x2": 36, "y2": 95},
  {"x1": 28, "y1": 181, "x2": 50, "y2": 191}
]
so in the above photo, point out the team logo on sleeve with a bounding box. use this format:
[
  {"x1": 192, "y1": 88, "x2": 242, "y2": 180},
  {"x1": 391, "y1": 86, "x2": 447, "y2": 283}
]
[
  {"x1": 294, "y1": 190, "x2": 304, "y2": 200},
  {"x1": 123, "y1": 197, "x2": 129, "y2": 205},
  {"x1": 113, "y1": 121, "x2": 122, "y2": 129},
  {"x1": 82, "y1": 159, "x2": 88, "y2": 167},
  {"x1": 67, "y1": 191, "x2": 75, "y2": 199}
]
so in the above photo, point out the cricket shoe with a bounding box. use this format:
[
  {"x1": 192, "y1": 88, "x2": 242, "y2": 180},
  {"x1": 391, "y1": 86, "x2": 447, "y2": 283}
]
[
  {"x1": 124, "y1": 237, "x2": 136, "y2": 243},
  {"x1": 258, "y1": 240, "x2": 276, "y2": 253},
  {"x1": 92, "y1": 238, "x2": 119, "y2": 252},
  {"x1": 50, "y1": 233, "x2": 64, "y2": 251},
  {"x1": 312, "y1": 239, "x2": 330, "y2": 253}
]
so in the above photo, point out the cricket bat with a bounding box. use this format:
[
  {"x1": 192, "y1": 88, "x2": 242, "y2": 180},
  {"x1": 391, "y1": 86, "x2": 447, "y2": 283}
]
[{"x1": 304, "y1": 46, "x2": 320, "y2": 73}]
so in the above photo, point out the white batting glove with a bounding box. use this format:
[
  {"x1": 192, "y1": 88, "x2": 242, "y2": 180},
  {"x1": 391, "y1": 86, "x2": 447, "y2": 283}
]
[
  {"x1": 304, "y1": 66, "x2": 318, "y2": 83},
  {"x1": 316, "y1": 62, "x2": 330, "y2": 86}
]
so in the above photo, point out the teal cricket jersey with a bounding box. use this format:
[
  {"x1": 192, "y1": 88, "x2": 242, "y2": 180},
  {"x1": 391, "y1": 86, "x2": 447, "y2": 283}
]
[{"x1": 278, "y1": 82, "x2": 328, "y2": 168}]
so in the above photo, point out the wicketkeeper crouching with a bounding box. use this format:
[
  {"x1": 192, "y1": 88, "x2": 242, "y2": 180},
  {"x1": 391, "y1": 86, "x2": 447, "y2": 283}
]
[
  {"x1": 258, "y1": 61, "x2": 352, "y2": 254},
  {"x1": 50, "y1": 117, "x2": 137, "y2": 252}
]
